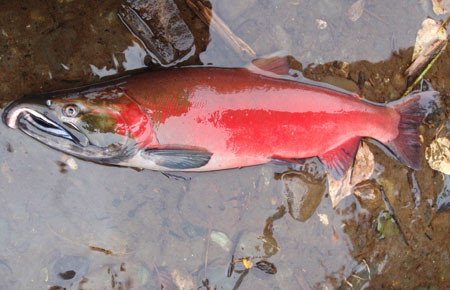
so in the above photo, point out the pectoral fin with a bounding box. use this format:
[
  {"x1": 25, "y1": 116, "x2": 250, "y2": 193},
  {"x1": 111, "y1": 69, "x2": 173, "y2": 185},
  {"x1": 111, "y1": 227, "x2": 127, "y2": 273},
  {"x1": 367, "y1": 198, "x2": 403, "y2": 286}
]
[
  {"x1": 142, "y1": 149, "x2": 212, "y2": 170},
  {"x1": 319, "y1": 137, "x2": 361, "y2": 180}
]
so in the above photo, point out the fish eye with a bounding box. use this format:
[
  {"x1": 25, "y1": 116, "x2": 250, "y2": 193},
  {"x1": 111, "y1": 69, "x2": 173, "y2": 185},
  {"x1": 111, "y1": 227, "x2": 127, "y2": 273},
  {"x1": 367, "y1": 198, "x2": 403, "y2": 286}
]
[
  {"x1": 46, "y1": 100, "x2": 52, "y2": 107},
  {"x1": 62, "y1": 104, "x2": 80, "y2": 118}
]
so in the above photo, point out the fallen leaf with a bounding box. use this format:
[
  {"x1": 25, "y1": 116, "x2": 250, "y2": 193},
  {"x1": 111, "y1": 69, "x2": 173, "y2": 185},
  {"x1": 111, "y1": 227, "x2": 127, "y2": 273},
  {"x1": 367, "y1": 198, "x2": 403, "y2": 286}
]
[
  {"x1": 412, "y1": 18, "x2": 447, "y2": 61},
  {"x1": 432, "y1": 0, "x2": 450, "y2": 15},
  {"x1": 255, "y1": 261, "x2": 277, "y2": 274},
  {"x1": 243, "y1": 258, "x2": 253, "y2": 269},
  {"x1": 327, "y1": 142, "x2": 375, "y2": 207},
  {"x1": 426, "y1": 136, "x2": 450, "y2": 174},
  {"x1": 348, "y1": 0, "x2": 365, "y2": 22},
  {"x1": 405, "y1": 18, "x2": 448, "y2": 77}
]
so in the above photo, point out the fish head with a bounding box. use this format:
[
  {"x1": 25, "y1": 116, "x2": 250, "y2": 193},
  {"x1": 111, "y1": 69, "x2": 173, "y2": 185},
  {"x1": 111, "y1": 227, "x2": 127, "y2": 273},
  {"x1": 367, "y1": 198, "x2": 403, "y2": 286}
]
[{"x1": 2, "y1": 87, "x2": 145, "y2": 163}]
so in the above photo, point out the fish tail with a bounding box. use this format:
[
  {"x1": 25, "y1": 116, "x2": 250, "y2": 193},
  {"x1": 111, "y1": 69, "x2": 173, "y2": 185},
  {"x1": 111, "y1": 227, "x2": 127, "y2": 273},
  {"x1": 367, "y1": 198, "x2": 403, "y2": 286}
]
[{"x1": 386, "y1": 90, "x2": 439, "y2": 170}]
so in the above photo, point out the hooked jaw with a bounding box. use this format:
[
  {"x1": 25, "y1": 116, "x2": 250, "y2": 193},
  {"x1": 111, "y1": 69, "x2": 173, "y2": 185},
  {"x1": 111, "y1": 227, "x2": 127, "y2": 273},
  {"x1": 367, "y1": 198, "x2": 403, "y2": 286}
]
[
  {"x1": 2, "y1": 99, "x2": 23, "y2": 128},
  {"x1": 2, "y1": 102, "x2": 80, "y2": 144}
]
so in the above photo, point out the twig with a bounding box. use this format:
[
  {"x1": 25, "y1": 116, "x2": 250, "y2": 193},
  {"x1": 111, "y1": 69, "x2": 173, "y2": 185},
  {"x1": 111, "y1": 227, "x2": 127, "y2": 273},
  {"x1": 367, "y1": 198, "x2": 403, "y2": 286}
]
[
  {"x1": 152, "y1": 260, "x2": 164, "y2": 290},
  {"x1": 379, "y1": 185, "x2": 409, "y2": 246},
  {"x1": 203, "y1": 206, "x2": 214, "y2": 285},
  {"x1": 442, "y1": 14, "x2": 450, "y2": 28},
  {"x1": 186, "y1": 0, "x2": 256, "y2": 60}
]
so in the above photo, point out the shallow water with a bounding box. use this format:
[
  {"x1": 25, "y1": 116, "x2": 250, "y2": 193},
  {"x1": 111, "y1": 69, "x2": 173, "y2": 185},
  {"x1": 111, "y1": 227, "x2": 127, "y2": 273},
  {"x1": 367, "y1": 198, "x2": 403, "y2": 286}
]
[{"x1": 0, "y1": 0, "x2": 449, "y2": 289}]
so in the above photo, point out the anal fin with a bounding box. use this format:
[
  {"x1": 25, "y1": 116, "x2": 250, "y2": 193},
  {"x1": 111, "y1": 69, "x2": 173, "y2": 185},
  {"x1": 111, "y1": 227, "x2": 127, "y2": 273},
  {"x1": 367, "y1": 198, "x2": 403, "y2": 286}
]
[
  {"x1": 319, "y1": 137, "x2": 361, "y2": 180},
  {"x1": 142, "y1": 149, "x2": 212, "y2": 170}
]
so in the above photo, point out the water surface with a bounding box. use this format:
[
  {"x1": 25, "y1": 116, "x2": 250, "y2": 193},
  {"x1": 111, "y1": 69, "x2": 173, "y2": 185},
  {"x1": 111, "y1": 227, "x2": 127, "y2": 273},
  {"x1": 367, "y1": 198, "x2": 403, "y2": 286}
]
[{"x1": 0, "y1": 0, "x2": 449, "y2": 289}]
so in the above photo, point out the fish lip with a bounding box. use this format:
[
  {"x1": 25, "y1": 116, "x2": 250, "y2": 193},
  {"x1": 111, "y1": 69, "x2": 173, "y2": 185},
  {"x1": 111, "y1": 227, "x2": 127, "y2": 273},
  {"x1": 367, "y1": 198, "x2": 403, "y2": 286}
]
[
  {"x1": 3, "y1": 99, "x2": 81, "y2": 144},
  {"x1": 2, "y1": 99, "x2": 25, "y2": 128}
]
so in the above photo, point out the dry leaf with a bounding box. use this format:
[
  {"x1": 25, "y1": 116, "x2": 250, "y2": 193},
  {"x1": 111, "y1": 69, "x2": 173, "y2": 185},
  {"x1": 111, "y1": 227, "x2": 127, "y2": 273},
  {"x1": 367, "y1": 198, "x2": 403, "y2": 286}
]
[
  {"x1": 432, "y1": 0, "x2": 450, "y2": 15},
  {"x1": 348, "y1": 0, "x2": 365, "y2": 22},
  {"x1": 411, "y1": 18, "x2": 447, "y2": 61},
  {"x1": 327, "y1": 142, "x2": 375, "y2": 207},
  {"x1": 243, "y1": 258, "x2": 253, "y2": 269},
  {"x1": 426, "y1": 137, "x2": 450, "y2": 174},
  {"x1": 405, "y1": 18, "x2": 448, "y2": 77}
]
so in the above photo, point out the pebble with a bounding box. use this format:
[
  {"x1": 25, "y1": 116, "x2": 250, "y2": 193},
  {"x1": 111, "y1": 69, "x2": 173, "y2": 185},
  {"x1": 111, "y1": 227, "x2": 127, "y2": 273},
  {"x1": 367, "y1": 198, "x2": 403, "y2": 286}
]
[
  {"x1": 353, "y1": 180, "x2": 382, "y2": 212},
  {"x1": 52, "y1": 255, "x2": 89, "y2": 283},
  {"x1": 317, "y1": 213, "x2": 329, "y2": 225},
  {"x1": 282, "y1": 171, "x2": 325, "y2": 222},
  {"x1": 210, "y1": 230, "x2": 232, "y2": 252},
  {"x1": 66, "y1": 158, "x2": 78, "y2": 170},
  {"x1": 315, "y1": 19, "x2": 327, "y2": 30}
]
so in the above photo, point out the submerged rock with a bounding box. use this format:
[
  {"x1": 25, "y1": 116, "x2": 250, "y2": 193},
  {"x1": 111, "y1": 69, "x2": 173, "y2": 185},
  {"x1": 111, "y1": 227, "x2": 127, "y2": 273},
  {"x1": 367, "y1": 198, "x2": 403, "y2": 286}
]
[
  {"x1": 118, "y1": 0, "x2": 195, "y2": 65},
  {"x1": 282, "y1": 167, "x2": 326, "y2": 222},
  {"x1": 210, "y1": 230, "x2": 232, "y2": 252},
  {"x1": 51, "y1": 255, "x2": 89, "y2": 285}
]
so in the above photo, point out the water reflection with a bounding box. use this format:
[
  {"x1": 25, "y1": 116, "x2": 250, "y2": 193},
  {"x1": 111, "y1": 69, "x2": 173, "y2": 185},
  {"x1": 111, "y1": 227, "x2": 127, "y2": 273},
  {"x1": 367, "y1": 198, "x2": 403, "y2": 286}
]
[{"x1": 121, "y1": 41, "x2": 148, "y2": 71}]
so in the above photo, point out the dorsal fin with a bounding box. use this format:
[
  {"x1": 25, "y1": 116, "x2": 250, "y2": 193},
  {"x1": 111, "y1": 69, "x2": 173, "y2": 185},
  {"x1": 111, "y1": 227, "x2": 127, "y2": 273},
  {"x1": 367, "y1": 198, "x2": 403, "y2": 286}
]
[
  {"x1": 319, "y1": 137, "x2": 361, "y2": 180},
  {"x1": 250, "y1": 56, "x2": 291, "y2": 76}
]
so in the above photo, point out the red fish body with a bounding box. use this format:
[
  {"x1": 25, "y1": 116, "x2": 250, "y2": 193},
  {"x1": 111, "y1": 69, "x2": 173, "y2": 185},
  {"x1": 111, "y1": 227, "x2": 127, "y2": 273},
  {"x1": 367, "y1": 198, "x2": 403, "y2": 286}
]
[
  {"x1": 3, "y1": 66, "x2": 436, "y2": 179},
  {"x1": 113, "y1": 67, "x2": 433, "y2": 178}
]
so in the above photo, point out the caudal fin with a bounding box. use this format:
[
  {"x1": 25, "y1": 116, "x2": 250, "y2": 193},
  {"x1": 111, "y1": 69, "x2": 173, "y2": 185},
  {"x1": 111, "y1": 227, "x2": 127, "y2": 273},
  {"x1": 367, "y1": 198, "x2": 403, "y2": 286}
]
[{"x1": 386, "y1": 91, "x2": 439, "y2": 170}]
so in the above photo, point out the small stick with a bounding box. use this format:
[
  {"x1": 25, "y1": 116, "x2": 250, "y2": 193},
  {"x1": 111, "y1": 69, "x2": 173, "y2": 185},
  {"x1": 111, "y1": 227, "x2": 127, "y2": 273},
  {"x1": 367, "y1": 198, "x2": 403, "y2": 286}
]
[
  {"x1": 203, "y1": 206, "x2": 214, "y2": 284},
  {"x1": 442, "y1": 15, "x2": 450, "y2": 28},
  {"x1": 379, "y1": 185, "x2": 409, "y2": 246},
  {"x1": 186, "y1": 0, "x2": 256, "y2": 60},
  {"x1": 152, "y1": 260, "x2": 164, "y2": 290}
]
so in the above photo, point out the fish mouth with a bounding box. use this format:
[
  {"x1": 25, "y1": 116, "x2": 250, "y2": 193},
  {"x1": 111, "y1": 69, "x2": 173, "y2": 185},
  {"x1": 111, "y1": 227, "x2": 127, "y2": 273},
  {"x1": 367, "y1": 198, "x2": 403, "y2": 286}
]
[
  {"x1": 3, "y1": 105, "x2": 133, "y2": 162},
  {"x1": 18, "y1": 109, "x2": 81, "y2": 144}
]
